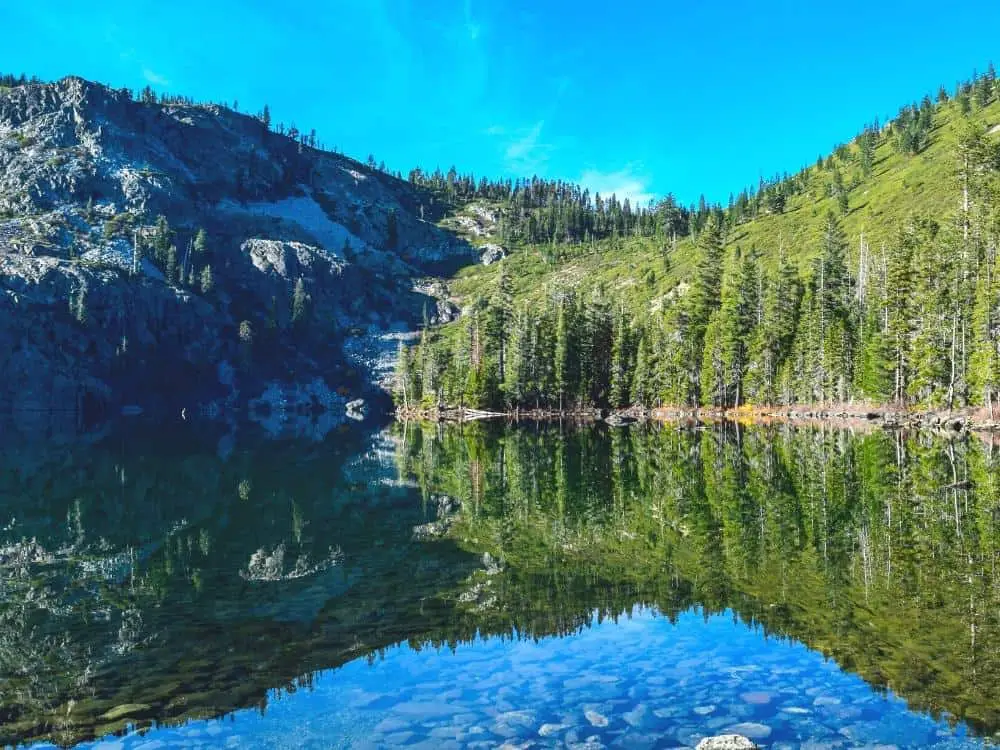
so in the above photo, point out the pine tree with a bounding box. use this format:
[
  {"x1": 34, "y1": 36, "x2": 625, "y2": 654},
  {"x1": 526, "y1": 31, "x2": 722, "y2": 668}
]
[
  {"x1": 200, "y1": 264, "x2": 213, "y2": 294},
  {"x1": 632, "y1": 331, "x2": 653, "y2": 406},
  {"x1": 193, "y1": 228, "x2": 208, "y2": 256},
  {"x1": 682, "y1": 217, "x2": 724, "y2": 404},
  {"x1": 485, "y1": 262, "x2": 514, "y2": 392},
  {"x1": 166, "y1": 245, "x2": 178, "y2": 284},
  {"x1": 811, "y1": 213, "x2": 852, "y2": 402},
  {"x1": 153, "y1": 215, "x2": 171, "y2": 265},
  {"x1": 395, "y1": 342, "x2": 413, "y2": 410},
  {"x1": 291, "y1": 278, "x2": 309, "y2": 327},
  {"x1": 970, "y1": 253, "x2": 1000, "y2": 414},
  {"x1": 747, "y1": 254, "x2": 801, "y2": 404},
  {"x1": 554, "y1": 297, "x2": 571, "y2": 411},
  {"x1": 610, "y1": 304, "x2": 632, "y2": 408}
]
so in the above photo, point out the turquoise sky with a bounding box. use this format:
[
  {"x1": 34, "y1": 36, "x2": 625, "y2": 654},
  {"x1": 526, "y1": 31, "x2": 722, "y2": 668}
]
[{"x1": 4, "y1": 1, "x2": 1000, "y2": 206}]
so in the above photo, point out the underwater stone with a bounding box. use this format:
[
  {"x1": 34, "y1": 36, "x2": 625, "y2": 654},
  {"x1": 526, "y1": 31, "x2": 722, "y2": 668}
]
[
  {"x1": 538, "y1": 723, "x2": 569, "y2": 737},
  {"x1": 696, "y1": 735, "x2": 759, "y2": 750}
]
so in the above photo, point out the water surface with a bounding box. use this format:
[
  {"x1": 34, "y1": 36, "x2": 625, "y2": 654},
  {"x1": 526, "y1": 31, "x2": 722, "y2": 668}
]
[{"x1": 3, "y1": 419, "x2": 1000, "y2": 747}]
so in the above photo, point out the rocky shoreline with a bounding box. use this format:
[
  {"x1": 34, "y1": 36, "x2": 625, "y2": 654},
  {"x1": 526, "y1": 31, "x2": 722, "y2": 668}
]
[{"x1": 396, "y1": 403, "x2": 1000, "y2": 434}]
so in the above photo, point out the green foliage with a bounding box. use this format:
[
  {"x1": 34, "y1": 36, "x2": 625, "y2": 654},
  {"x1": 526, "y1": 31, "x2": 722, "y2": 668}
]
[
  {"x1": 193, "y1": 228, "x2": 208, "y2": 256},
  {"x1": 165, "y1": 245, "x2": 178, "y2": 284},
  {"x1": 416, "y1": 68, "x2": 1000, "y2": 412},
  {"x1": 199, "y1": 264, "x2": 214, "y2": 295},
  {"x1": 102, "y1": 212, "x2": 138, "y2": 239},
  {"x1": 291, "y1": 278, "x2": 309, "y2": 327}
]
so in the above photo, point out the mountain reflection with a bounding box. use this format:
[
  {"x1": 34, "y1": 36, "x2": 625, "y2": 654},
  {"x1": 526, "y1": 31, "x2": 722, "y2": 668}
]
[{"x1": 2, "y1": 420, "x2": 1000, "y2": 746}]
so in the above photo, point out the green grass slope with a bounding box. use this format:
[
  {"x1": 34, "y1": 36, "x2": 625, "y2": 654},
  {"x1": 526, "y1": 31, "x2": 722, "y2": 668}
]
[{"x1": 443, "y1": 96, "x2": 1000, "y2": 316}]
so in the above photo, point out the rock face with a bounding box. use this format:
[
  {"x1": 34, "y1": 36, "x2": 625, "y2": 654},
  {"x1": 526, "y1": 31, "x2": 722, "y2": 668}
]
[
  {"x1": 0, "y1": 76, "x2": 475, "y2": 418},
  {"x1": 480, "y1": 243, "x2": 506, "y2": 265},
  {"x1": 0, "y1": 253, "x2": 223, "y2": 417}
]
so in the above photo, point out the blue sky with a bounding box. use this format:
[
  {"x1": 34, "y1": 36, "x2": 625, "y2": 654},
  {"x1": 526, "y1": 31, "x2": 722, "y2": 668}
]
[{"x1": 4, "y1": 1, "x2": 1000, "y2": 206}]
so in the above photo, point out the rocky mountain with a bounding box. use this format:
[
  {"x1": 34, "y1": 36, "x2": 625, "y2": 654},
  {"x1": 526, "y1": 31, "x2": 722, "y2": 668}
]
[{"x1": 0, "y1": 76, "x2": 471, "y2": 427}]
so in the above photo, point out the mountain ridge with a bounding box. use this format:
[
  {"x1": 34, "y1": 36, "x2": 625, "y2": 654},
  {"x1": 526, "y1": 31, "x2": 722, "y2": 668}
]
[{"x1": 0, "y1": 74, "x2": 473, "y2": 433}]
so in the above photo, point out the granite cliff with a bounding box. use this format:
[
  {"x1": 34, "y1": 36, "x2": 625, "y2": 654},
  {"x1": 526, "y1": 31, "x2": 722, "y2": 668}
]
[{"x1": 0, "y1": 76, "x2": 470, "y2": 426}]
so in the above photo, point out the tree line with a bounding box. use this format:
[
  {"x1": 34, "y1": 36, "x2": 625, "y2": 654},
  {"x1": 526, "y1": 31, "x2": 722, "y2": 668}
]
[
  {"x1": 395, "y1": 64, "x2": 1000, "y2": 249},
  {"x1": 397, "y1": 116, "x2": 1000, "y2": 414}
]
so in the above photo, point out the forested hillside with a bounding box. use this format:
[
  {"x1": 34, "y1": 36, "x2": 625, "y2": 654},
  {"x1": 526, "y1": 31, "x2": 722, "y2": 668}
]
[{"x1": 397, "y1": 66, "x2": 1000, "y2": 414}]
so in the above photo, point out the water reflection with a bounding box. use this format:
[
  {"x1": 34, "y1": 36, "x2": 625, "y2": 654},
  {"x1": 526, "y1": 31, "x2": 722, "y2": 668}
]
[
  {"x1": 3, "y1": 419, "x2": 1000, "y2": 746},
  {"x1": 395, "y1": 421, "x2": 1000, "y2": 738}
]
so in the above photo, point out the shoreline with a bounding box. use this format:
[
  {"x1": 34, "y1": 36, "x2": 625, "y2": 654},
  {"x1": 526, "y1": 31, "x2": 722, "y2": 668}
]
[{"x1": 396, "y1": 404, "x2": 1000, "y2": 433}]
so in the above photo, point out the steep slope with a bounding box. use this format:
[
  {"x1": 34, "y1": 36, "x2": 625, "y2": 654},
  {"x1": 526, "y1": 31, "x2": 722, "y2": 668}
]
[
  {"x1": 0, "y1": 76, "x2": 473, "y2": 423},
  {"x1": 448, "y1": 95, "x2": 1000, "y2": 314}
]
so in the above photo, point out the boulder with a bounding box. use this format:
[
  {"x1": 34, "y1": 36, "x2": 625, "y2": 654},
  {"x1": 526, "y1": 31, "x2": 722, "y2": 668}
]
[
  {"x1": 480, "y1": 243, "x2": 506, "y2": 265},
  {"x1": 605, "y1": 414, "x2": 637, "y2": 427},
  {"x1": 696, "y1": 736, "x2": 758, "y2": 750}
]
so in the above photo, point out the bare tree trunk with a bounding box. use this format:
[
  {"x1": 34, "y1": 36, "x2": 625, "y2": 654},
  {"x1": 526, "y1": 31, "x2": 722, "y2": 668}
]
[{"x1": 948, "y1": 311, "x2": 958, "y2": 411}]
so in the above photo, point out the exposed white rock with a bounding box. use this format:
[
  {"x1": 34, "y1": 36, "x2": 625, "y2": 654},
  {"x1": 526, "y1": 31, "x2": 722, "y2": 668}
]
[
  {"x1": 480, "y1": 243, "x2": 506, "y2": 265},
  {"x1": 696, "y1": 735, "x2": 759, "y2": 750},
  {"x1": 222, "y1": 194, "x2": 362, "y2": 258}
]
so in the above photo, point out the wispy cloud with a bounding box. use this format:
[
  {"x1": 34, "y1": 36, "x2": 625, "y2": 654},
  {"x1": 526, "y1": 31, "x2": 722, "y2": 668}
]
[
  {"x1": 579, "y1": 167, "x2": 657, "y2": 207},
  {"x1": 142, "y1": 67, "x2": 170, "y2": 87},
  {"x1": 505, "y1": 121, "x2": 544, "y2": 161},
  {"x1": 495, "y1": 120, "x2": 553, "y2": 174}
]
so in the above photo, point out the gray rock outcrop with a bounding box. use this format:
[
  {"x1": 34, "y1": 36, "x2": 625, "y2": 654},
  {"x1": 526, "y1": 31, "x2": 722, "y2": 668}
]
[
  {"x1": 0, "y1": 76, "x2": 478, "y2": 417},
  {"x1": 480, "y1": 243, "x2": 506, "y2": 265}
]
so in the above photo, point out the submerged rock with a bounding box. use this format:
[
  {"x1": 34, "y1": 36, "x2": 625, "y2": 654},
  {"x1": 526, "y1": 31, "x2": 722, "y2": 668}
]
[
  {"x1": 538, "y1": 723, "x2": 568, "y2": 737},
  {"x1": 696, "y1": 735, "x2": 759, "y2": 750}
]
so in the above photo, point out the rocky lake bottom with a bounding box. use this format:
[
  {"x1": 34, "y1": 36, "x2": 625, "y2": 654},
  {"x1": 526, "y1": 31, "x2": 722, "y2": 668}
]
[{"x1": 40, "y1": 609, "x2": 986, "y2": 749}]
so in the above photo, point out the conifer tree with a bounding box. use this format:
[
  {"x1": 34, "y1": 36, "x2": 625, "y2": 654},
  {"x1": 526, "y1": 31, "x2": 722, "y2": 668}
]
[
  {"x1": 193, "y1": 228, "x2": 208, "y2": 256},
  {"x1": 610, "y1": 304, "x2": 632, "y2": 408},
  {"x1": 166, "y1": 245, "x2": 178, "y2": 284},
  {"x1": 554, "y1": 297, "x2": 571, "y2": 411},
  {"x1": 632, "y1": 331, "x2": 653, "y2": 406},
  {"x1": 970, "y1": 254, "x2": 1000, "y2": 414},
  {"x1": 291, "y1": 278, "x2": 309, "y2": 328},
  {"x1": 200, "y1": 264, "x2": 213, "y2": 295}
]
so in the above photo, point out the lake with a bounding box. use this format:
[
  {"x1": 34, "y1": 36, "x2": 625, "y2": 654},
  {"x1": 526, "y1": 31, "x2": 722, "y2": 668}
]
[{"x1": 3, "y1": 418, "x2": 1000, "y2": 748}]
